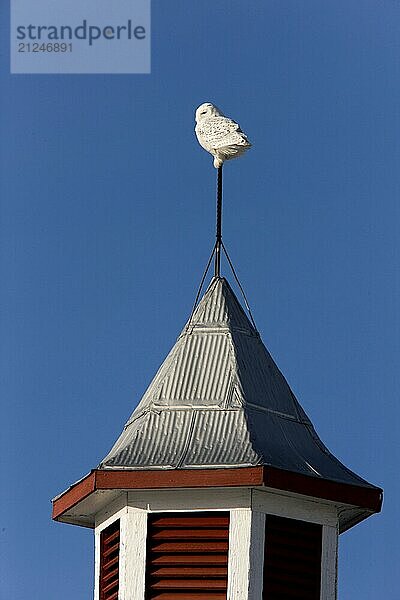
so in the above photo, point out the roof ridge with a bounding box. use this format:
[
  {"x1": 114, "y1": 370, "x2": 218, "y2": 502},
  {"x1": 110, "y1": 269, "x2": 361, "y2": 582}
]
[{"x1": 184, "y1": 276, "x2": 256, "y2": 334}]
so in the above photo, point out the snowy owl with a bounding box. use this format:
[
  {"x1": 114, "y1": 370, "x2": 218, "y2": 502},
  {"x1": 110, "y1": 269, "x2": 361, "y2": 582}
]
[{"x1": 195, "y1": 102, "x2": 251, "y2": 168}]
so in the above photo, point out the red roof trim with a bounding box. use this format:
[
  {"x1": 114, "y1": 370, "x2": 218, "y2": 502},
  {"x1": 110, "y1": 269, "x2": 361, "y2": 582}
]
[
  {"x1": 52, "y1": 471, "x2": 96, "y2": 520},
  {"x1": 52, "y1": 467, "x2": 382, "y2": 523},
  {"x1": 95, "y1": 466, "x2": 264, "y2": 490},
  {"x1": 263, "y1": 467, "x2": 383, "y2": 513}
]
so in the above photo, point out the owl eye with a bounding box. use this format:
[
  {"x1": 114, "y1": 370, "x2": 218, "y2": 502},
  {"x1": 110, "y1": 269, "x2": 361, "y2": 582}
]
[{"x1": 201, "y1": 111, "x2": 207, "y2": 115}]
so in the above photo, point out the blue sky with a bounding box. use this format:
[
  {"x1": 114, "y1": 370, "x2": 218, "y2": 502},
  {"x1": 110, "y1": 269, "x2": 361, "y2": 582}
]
[{"x1": 1, "y1": 1, "x2": 399, "y2": 598}]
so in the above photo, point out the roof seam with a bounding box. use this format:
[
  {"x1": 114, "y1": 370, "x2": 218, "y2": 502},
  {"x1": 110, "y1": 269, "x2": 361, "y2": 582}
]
[{"x1": 176, "y1": 410, "x2": 197, "y2": 468}]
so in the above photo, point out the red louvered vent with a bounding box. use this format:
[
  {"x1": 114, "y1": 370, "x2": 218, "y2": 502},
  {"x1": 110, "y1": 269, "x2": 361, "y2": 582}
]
[
  {"x1": 100, "y1": 519, "x2": 120, "y2": 600},
  {"x1": 145, "y1": 511, "x2": 230, "y2": 600},
  {"x1": 263, "y1": 515, "x2": 322, "y2": 600}
]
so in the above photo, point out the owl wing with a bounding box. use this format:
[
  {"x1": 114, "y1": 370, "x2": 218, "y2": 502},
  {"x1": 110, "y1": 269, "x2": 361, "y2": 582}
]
[{"x1": 195, "y1": 117, "x2": 245, "y2": 151}]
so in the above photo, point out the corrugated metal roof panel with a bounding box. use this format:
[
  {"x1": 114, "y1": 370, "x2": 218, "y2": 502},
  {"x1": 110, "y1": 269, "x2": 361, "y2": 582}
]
[
  {"x1": 100, "y1": 277, "x2": 378, "y2": 491},
  {"x1": 187, "y1": 276, "x2": 253, "y2": 331},
  {"x1": 124, "y1": 278, "x2": 301, "y2": 418},
  {"x1": 105, "y1": 410, "x2": 192, "y2": 468},
  {"x1": 230, "y1": 329, "x2": 306, "y2": 418},
  {"x1": 155, "y1": 333, "x2": 233, "y2": 406},
  {"x1": 104, "y1": 409, "x2": 260, "y2": 469}
]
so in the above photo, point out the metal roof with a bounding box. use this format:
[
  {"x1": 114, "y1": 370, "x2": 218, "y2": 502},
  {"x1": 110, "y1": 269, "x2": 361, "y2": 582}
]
[{"x1": 99, "y1": 276, "x2": 377, "y2": 490}]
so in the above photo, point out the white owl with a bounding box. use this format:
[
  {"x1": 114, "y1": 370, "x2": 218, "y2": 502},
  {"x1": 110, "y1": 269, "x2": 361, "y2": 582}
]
[{"x1": 195, "y1": 102, "x2": 251, "y2": 168}]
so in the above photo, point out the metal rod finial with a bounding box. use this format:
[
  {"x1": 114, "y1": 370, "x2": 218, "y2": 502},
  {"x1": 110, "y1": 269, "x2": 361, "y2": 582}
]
[{"x1": 214, "y1": 165, "x2": 223, "y2": 277}]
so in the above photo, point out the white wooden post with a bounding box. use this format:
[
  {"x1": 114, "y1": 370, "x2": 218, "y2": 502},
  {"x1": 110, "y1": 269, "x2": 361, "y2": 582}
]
[
  {"x1": 120, "y1": 508, "x2": 147, "y2": 600},
  {"x1": 227, "y1": 508, "x2": 265, "y2": 600},
  {"x1": 248, "y1": 511, "x2": 266, "y2": 600},
  {"x1": 94, "y1": 526, "x2": 100, "y2": 600},
  {"x1": 320, "y1": 524, "x2": 338, "y2": 600}
]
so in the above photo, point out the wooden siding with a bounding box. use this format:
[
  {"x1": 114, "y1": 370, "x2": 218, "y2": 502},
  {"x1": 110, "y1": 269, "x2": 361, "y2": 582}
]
[
  {"x1": 145, "y1": 512, "x2": 230, "y2": 600},
  {"x1": 263, "y1": 515, "x2": 322, "y2": 599}
]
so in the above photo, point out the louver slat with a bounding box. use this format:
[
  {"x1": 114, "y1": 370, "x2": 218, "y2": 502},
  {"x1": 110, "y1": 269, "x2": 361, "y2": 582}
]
[
  {"x1": 263, "y1": 515, "x2": 322, "y2": 600},
  {"x1": 151, "y1": 567, "x2": 227, "y2": 577},
  {"x1": 151, "y1": 555, "x2": 228, "y2": 565},
  {"x1": 150, "y1": 595, "x2": 226, "y2": 600},
  {"x1": 146, "y1": 512, "x2": 230, "y2": 600},
  {"x1": 100, "y1": 520, "x2": 120, "y2": 600},
  {"x1": 151, "y1": 541, "x2": 228, "y2": 553}
]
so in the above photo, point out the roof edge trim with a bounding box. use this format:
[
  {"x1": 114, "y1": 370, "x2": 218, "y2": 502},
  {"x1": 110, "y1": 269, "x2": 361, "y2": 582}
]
[
  {"x1": 263, "y1": 466, "x2": 383, "y2": 513},
  {"x1": 52, "y1": 466, "x2": 382, "y2": 524}
]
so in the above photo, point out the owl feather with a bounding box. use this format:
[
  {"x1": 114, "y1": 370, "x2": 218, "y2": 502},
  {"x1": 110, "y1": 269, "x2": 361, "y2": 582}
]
[{"x1": 195, "y1": 103, "x2": 251, "y2": 168}]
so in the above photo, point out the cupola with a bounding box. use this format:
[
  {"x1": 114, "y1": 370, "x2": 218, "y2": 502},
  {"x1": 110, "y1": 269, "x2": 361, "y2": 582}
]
[{"x1": 52, "y1": 161, "x2": 382, "y2": 600}]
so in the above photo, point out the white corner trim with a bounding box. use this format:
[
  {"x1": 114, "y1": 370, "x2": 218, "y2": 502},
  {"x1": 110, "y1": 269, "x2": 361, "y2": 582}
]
[
  {"x1": 121, "y1": 508, "x2": 147, "y2": 600},
  {"x1": 94, "y1": 529, "x2": 100, "y2": 600},
  {"x1": 252, "y1": 488, "x2": 337, "y2": 526},
  {"x1": 227, "y1": 509, "x2": 252, "y2": 600},
  {"x1": 248, "y1": 511, "x2": 266, "y2": 600},
  {"x1": 227, "y1": 508, "x2": 265, "y2": 600},
  {"x1": 320, "y1": 524, "x2": 338, "y2": 600}
]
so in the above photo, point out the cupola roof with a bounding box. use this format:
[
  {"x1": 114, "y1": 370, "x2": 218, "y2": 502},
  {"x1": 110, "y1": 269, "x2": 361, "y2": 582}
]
[{"x1": 99, "y1": 276, "x2": 376, "y2": 492}]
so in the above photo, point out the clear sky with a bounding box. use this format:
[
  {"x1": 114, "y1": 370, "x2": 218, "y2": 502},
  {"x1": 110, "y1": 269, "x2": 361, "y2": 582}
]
[{"x1": 1, "y1": 1, "x2": 399, "y2": 598}]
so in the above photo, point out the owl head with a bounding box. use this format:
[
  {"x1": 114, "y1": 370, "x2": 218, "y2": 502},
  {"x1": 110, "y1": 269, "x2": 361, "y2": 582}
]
[{"x1": 195, "y1": 102, "x2": 223, "y2": 122}]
